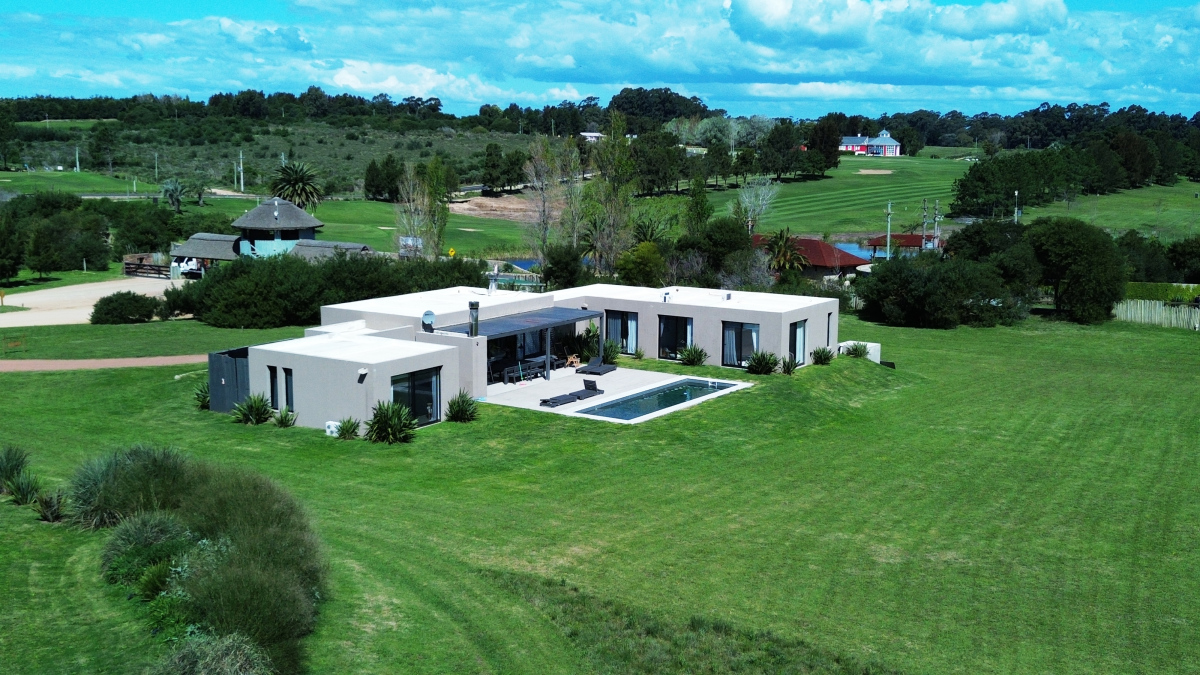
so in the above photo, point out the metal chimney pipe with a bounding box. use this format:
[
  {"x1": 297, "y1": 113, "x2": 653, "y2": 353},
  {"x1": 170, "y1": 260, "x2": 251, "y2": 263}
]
[{"x1": 468, "y1": 301, "x2": 479, "y2": 337}]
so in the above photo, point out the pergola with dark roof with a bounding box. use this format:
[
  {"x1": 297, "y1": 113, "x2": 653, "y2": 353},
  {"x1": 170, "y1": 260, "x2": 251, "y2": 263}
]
[
  {"x1": 442, "y1": 306, "x2": 603, "y2": 381},
  {"x1": 170, "y1": 233, "x2": 242, "y2": 262}
]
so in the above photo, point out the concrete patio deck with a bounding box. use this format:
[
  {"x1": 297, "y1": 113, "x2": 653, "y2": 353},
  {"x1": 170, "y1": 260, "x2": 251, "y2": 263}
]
[{"x1": 482, "y1": 367, "x2": 751, "y2": 423}]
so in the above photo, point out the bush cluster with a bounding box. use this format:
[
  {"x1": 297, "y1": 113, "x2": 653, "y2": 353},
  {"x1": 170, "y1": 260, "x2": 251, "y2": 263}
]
[
  {"x1": 89, "y1": 291, "x2": 163, "y2": 324},
  {"x1": 446, "y1": 390, "x2": 478, "y2": 423},
  {"x1": 163, "y1": 253, "x2": 487, "y2": 329},
  {"x1": 1125, "y1": 281, "x2": 1200, "y2": 303},
  {"x1": 810, "y1": 347, "x2": 835, "y2": 365},
  {"x1": 65, "y1": 445, "x2": 326, "y2": 674},
  {"x1": 745, "y1": 351, "x2": 780, "y2": 375},
  {"x1": 365, "y1": 401, "x2": 417, "y2": 444},
  {"x1": 677, "y1": 345, "x2": 709, "y2": 367}
]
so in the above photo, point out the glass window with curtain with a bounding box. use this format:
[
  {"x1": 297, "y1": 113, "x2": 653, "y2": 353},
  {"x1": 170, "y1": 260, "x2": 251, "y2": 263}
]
[
  {"x1": 391, "y1": 367, "x2": 442, "y2": 426},
  {"x1": 658, "y1": 315, "x2": 693, "y2": 360},
  {"x1": 605, "y1": 311, "x2": 638, "y2": 354},
  {"x1": 722, "y1": 322, "x2": 759, "y2": 367},
  {"x1": 283, "y1": 368, "x2": 294, "y2": 411},
  {"x1": 789, "y1": 320, "x2": 807, "y2": 363}
]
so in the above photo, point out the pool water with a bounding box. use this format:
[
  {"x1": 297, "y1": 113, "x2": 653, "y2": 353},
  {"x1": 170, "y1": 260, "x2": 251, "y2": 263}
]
[{"x1": 576, "y1": 379, "x2": 737, "y2": 421}]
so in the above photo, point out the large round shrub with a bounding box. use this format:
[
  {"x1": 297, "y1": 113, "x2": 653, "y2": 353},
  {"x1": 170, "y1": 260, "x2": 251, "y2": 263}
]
[
  {"x1": 70, "y1": 445, "x2": 197, "y2": 529},
  {"x1": 101, "y1": 511, "x2": 193, "y2": 584},
  {"x1": 1027, "y1": 217, "x2": 1127, "y2": 324},
  {"x1": 90, "y1": 291, "x2": 162, "y2": 324}
]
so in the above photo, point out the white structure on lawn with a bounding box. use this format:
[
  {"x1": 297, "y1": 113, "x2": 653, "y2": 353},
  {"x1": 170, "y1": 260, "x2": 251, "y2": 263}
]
[
  {"x1": 209, "y1": 285, "x2": 838, "y2": 430},
  {"x1": 838, "y1": 130, "x2": 902, "y2": 156}
]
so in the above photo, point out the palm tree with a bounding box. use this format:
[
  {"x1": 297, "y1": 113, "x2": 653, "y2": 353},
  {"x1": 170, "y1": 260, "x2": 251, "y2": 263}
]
[
  {"x1": 270, "y1": 162, "x2": 324, "y2": 210},
  {"x1": 766, "y1": 227, "x2": 808, "y2": 274}
]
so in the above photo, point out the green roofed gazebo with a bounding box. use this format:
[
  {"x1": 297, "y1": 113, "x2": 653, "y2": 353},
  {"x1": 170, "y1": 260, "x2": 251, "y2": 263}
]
[{"x1": 232, "y1": 198, "x2": 324, "y2": 257}]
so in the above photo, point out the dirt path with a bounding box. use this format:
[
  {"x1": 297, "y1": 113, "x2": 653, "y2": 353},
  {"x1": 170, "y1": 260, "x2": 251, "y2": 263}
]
[
  {"x1": 0, "y1": 276, "x2": 179, "y2": 328},
  {"x1": 0, "y1": 354, "x2": 207, "y2": 372}
]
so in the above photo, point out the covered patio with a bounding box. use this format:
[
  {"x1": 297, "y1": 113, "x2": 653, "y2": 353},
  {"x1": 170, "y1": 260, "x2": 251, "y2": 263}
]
[{"x1": 441, "y1": 306, "x2": 603, "y2": 384}]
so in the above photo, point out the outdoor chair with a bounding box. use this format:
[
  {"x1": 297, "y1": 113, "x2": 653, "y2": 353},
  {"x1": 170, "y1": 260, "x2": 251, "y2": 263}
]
[
  {"x1": 565, "y1": 354, "x2": 581, "y2": 368},
  {"x1": 540, "y1": 394, "x2": 578, "y2": 408},
  {"x1": 576, "y1": 357, "x2": 616, "y2": 376},
  {"x1": 569, "y1": 379, "x2": 603, "y2": 400}
]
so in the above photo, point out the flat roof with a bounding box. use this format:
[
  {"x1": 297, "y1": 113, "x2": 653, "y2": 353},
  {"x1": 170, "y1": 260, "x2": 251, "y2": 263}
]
[
  {"x1": 324, "y1": 286, "x2": 543, "y2": 322},
  {"x1": 552, "y1": 284, "x2": 832, "y2": 312},
  {"x1": 442, "y1": 306, "x2": 602, "y2": 339},
  {"x1": 250, "y1": 332, "x2": 452, "y2": 364}
]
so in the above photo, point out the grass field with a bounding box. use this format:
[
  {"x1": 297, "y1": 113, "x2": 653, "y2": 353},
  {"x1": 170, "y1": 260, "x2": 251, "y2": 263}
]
[
  {"x1": 0, "y1": 170, "x2": 157, "y2": 195},
  {"x1": 2, "y1": 314, "x2": 1198, "y2": 674},
  {"x1": 15, "y1": 119, "x2": 109, "y2": 130},
  {"x1": 1, "y1": 267, "x2": 124, "y2": 295},
  {"x1": 313, "y1": 200, "x2": 528, "y2": 256},
  {"x1": 706, "y1": 155, "x2": 969, "y2": 236},
  {"x1": 0, "y1": 321, "x2": 304, "y2": 360},
  {"x1": 1022, "y1": 180, "x2": 1200, "y2": 241}
]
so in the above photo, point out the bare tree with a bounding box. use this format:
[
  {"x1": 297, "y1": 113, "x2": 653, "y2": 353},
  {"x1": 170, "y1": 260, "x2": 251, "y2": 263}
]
[
  {"x1": 524, "y1": 136, "x2": 561, "y2": 260},
  {"x1": 733, "y1": 176, "x2": 779, "y2": 233},
  {"x1": 557, "y1": 140, "x2": 585, "y2": 248},
  {"x1": 394, "y1": 164, "x2": 430, "y2": 258}
]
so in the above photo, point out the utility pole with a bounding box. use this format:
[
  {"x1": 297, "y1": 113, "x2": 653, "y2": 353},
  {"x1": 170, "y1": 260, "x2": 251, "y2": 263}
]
[
  {"x1": 133, "y1": 175, "x2": 137, "y2": 193},
  {"x1": 74, "y1": 147, "x2": 79, "y2": 172},
  {"x1": 1014, "y1": 190, "x2": 1019, "y2": 224},
  {"x1": 934, "y1": 199, "x2": 943, "y2": 246},
  {"x1": 239, "y1": 150, "x2": 244, "y2": 192},
  {"x1": 922, "y1": 198, "x2": 929, "y2": 250},
  {"x1": 154, "y1": 152, "x2": 158, "y2": 182},
  {"x1": 280, "y1": 152, "x2": 286, "y2": 167},
  {"x1": 551, "y1": 119, "x2": 555, "y2": 137},
  {"x1": 885, "y1": 201, "x2": 893, "y2": 261}
]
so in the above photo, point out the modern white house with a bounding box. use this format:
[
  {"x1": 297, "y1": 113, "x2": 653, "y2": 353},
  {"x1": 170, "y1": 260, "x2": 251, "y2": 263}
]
[{"x1": 209, "y1": 284, "x2": 838, "y2": 429}]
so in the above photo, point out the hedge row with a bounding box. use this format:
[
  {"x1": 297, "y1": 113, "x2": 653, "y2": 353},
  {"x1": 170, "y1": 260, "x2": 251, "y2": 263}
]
[
  {"x1": 164, "y1": 253, "x2": 487, "y2": 328},
  {"x1": 1125, "y1": 282, "x2": 1200, "y2": 303}
]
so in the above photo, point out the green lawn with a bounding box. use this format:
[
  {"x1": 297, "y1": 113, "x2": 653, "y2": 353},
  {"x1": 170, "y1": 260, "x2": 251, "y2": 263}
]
[
  {"x1": 1, "y1": 267, "x2": 124, "y2": 295},
  {"x1": 2, "y1": 315, "x2": 1198, "y2": 673},
  {"x1": 1022, "y1": 181, "x2": 1200, "y2": 241},
  {"x1": 313, "y1": 200, "x2": 529, "y2": 257},
  {"x1": 0, "y1": 321, "x2": 304, "y2": 360},
  {"x1": 707, "y1": 155, "x2": 969, "y2": 236},
  {"x1": 0, "y1": 170, "x2": 157, "y2": 195},
  {"x1": 16, "y1": 119, "x2": 109, "y2": 130}
]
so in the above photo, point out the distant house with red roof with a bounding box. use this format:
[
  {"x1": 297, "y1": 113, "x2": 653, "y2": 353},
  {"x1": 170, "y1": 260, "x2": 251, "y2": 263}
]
[{"x1": 753, "y1": 234, "x2": 869, "y2": 279}]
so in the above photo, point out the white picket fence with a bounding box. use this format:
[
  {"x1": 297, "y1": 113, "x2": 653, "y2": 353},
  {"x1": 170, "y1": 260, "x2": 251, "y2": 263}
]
[{"x1": 1114, "y1": 300, "x2": 1200, "y2": 330}]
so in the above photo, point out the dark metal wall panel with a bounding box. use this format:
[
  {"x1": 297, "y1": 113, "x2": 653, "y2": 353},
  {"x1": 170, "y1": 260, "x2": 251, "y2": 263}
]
[{"x1": 208, "y1": 347, "x2": 250, "y2": 413}]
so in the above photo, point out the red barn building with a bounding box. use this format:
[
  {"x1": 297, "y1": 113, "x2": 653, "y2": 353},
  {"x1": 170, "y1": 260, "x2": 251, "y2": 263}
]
[
  {"x1": 838, "y1": 130, "x2": 902, "y2": 157},
  {"x1": 753, "y1": 235, "x2": 870, "y2": 279}
]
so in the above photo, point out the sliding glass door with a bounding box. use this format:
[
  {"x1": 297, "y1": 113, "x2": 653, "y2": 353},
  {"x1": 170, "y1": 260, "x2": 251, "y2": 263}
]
[
  {"x1": 605, "y1": 310, "x2": 638, "y2": 354},
  {"x1": 658, "y1": 315, "x2": 693, "y2": 360},
  {"x1": 722, "y1": 322, "x2": 759, "y2": 367},
  {"x1": 789, "y1": 320, "x2": 807, "y2": 364},
  {"x1": 391, "y1": 367, "x2": 442, "y2": 426}
]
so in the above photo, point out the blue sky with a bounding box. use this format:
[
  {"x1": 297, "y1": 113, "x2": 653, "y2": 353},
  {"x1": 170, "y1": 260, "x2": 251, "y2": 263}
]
[{"x1": 2, "y1": 0, "x2": 1199, "y2": 118}]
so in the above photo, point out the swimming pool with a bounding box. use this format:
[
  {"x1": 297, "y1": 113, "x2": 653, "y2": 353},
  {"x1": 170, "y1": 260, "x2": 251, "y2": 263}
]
[{"x1": 575, "y1": 378, "x2": 741, "y2": 421}]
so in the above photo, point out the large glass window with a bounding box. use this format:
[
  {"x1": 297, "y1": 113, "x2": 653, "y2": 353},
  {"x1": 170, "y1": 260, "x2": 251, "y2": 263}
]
[
  {"x1": 606, "y1": 311, "x2": 638, "y2": 354},
  {"x1": 722, "y1": 322, "x2": 759, "y2": 367},
  {"x1": 268, "y1": 366, "x2": 278, "y2": 410},
  {"x1": 392, "y1": 367, "x2": 442, "y2": 426},
  {"x1": 283, "y1": 368, "x2": 294, "y2": 411},
  {"x1": 658, "y1": 315, "x2": 693, "y2": 360},
  {"x1": 789, "y1": 320, "x2": 807, "y2": 364}
]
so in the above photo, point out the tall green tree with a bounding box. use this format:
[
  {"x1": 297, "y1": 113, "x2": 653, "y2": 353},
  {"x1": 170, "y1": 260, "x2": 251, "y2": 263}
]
[
  {"x1": 683, "y1": 176, "x2": 713, "y2": 232},
  {"x1": 809, "y1": 116, "x2": 843, "y2": 173},
  {"x1": 481, "y1": 143, "x2": 504, "y2": 192},
  {"x1": 759, "y1": 121, "x2": 798, "y2": 180},
  {"x1": 89, "y1": 122, "x2": 118, "y2": 173},
  {"x1": 733, "y1": 147, "x2": 757, "y2": 184},
  {"x1": 0, "y1": 216, "x2": 24, "y2": 281},
  {"x1": 893, "y1": 126, "x2": 925, "y2": 157},
  {"x1": 363, "y1": 159, "x2": 385, "y2": 201},
  {"x1": 1027, "y1": 217, "x2": 1126, "y2": 324},
  {"x1": 161, "y1": 179, "x2": 185, "y2": 214},
  {"x1": 26, "y1": 218, "x2": 69, "y2": 277},
  {"x1": 630, "y1": 131, "x2": 683, "y2": 194}
]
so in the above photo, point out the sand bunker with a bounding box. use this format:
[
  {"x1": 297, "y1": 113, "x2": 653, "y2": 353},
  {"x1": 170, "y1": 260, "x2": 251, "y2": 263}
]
[
  {"x1": 450, "y1": 193, "x2": 540, "y2": 223},
  {"x1": 856, "y1": 170, "x2": 894, "y2": 175}
]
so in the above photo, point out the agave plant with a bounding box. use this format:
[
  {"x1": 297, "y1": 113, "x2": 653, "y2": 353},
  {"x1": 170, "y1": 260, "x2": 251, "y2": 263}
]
[
  {"x1": 274, "y1": 406, "x2": 297, "y2": 428},
  {"x1": 365, "y1": 401, "x2": 417, "y2": 444},
  {"x1": 194, "y1": 381, "x2": 210, "y2": 411},
  {"x1": 335, "y1": 417, "x2": 361, "y2": 440},
  {"x1": 0, "y1": 444, "x2": 30, "y2": 493},
  {"x1": 34, "y1": 488, "x2": 67, "y2": 522},
  {"x1": 745, "y1": 351, "x2": 780, "y2": 375},
  {"x1": 810, "y1": 346, "x2": 835, "y2": 365},
  {"x1": 844, "y1": 342, "x2": 870, "y2": 358},
  {"x1": 780, "y1": 356, "x2": 799, "y2": 375},
  {"x1": 446, "y1": 390, "x2": 478, "y2": 423},
  {"x1": 5, "y1": 470, "x2": 42, "y2": 506},
  {"x1": 270, "y1": 161, "x2": 324, "y2": 210},
  {"x1": 232, "y1": 394, "x2": 274, "y2": 425},
  {"x1": 678, "y1": 345, "x2": 708, "y2": 367}
]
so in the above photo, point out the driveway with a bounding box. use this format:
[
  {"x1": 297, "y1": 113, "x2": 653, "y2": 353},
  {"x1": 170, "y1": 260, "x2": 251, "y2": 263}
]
[{"x1": 0, "y1": 276, "x2": 179, "y2": 328}]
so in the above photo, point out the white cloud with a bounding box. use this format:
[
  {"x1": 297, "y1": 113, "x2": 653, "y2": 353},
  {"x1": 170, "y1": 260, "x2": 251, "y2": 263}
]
[{"x1": 0, "y1": 64, "x2": 35, "y2": 79}]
